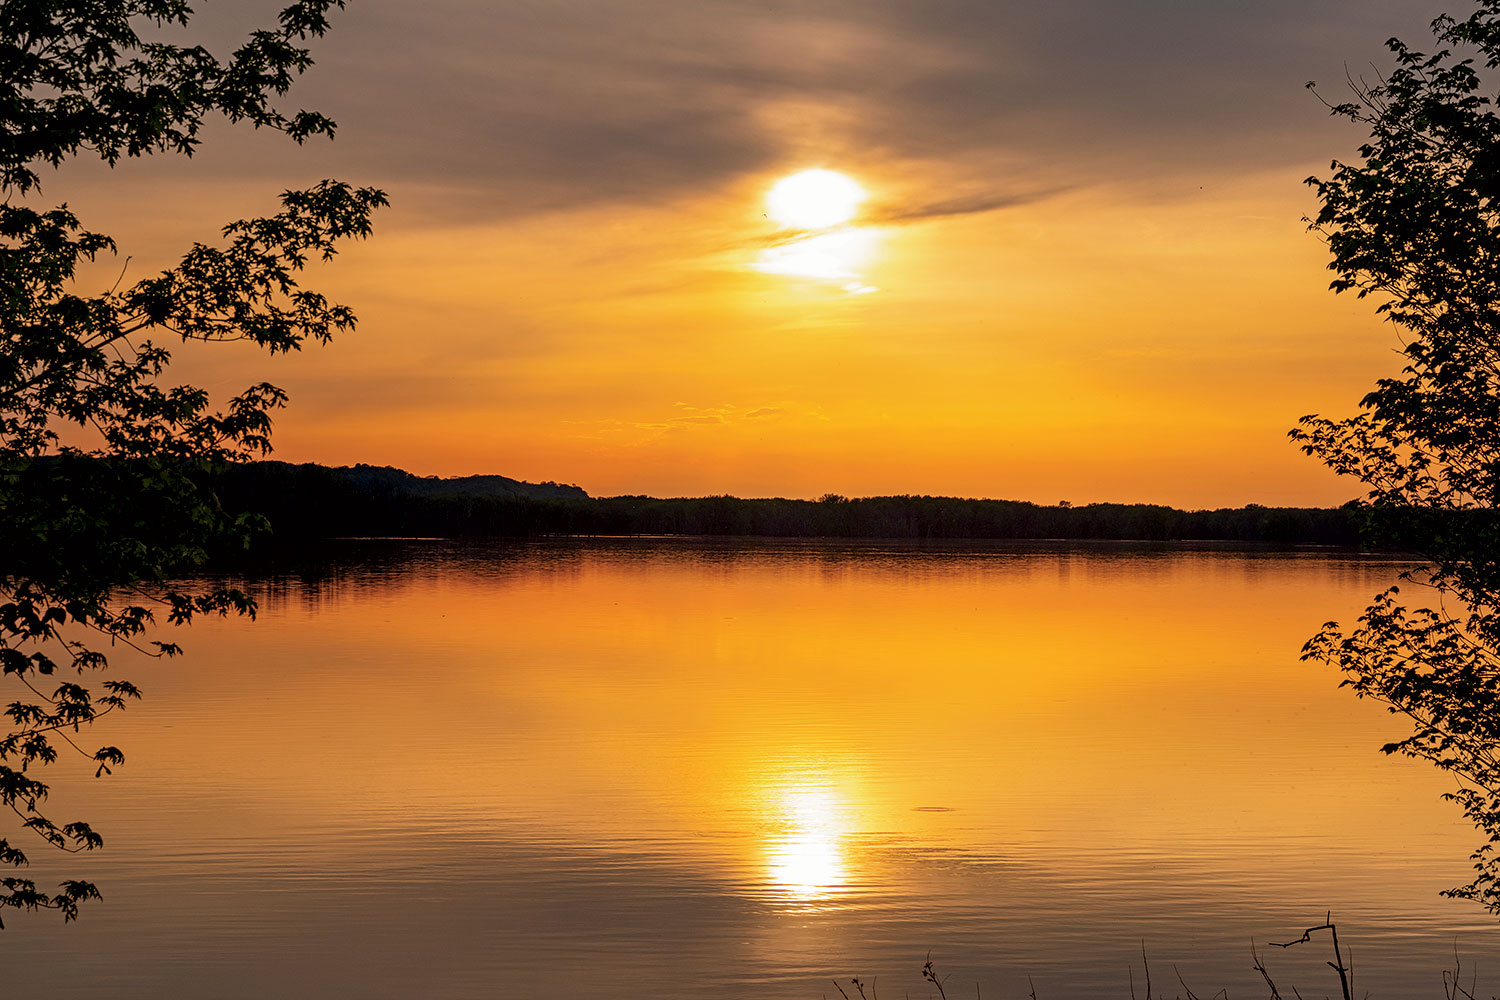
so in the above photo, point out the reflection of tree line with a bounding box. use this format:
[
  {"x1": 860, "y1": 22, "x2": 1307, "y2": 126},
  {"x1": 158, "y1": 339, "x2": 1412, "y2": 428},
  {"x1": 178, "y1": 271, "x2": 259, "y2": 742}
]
[{"x1": 210, "y1": 462, "x2": 1362, "y2": 544}]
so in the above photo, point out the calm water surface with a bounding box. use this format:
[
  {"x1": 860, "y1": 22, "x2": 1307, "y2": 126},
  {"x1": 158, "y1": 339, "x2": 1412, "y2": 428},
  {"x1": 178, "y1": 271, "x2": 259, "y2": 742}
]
[{"x1": 10, "y1": 539, "x2": 1500, "y2": 997}]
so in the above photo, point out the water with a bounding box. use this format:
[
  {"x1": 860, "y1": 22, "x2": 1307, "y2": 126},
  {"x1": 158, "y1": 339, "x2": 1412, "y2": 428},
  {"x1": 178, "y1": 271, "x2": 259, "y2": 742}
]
[{"x1": 7, "y1": 539, "x2": 1500, "y2": 997}]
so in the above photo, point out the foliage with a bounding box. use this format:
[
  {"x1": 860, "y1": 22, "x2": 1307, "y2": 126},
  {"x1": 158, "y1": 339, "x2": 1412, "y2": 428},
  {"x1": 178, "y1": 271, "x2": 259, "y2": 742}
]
[
  {"x1": 1292, "y1": 0, "x2": 1500, "y2": 914},
  {"x1": 0, "y1": 0, "x2": 383, "y2": 925}
]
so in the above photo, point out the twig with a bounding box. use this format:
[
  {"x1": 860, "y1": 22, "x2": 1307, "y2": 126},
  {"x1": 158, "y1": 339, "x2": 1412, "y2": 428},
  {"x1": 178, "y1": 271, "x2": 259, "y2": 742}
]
[
  {"x1": 1444, "y1": 940, "x2": 1478, "y2": 1000},
  {"x1": 1174, "y1": 964, "x2": 1203, "y2": 1000},
  {"x1": 921, "y1": 954, "x2": 948, "y2": 1000},
  {"x1": 1270, "y1": 913, "x2": 1352, "y2": 1000},
  {"x1": 1252, "y1": 942, "x2": 1283, "y2": 1000}
]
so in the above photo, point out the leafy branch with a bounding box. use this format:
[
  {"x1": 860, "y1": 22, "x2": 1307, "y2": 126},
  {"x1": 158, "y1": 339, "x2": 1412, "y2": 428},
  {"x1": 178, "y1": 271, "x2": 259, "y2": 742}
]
[{"x1": 0, "y1": 0, "x2": 382, "y2": 926}]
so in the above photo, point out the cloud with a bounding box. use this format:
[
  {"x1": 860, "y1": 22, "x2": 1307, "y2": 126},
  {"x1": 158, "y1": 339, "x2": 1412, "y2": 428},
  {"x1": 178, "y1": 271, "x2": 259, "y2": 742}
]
[
  {"x1": 869, "y1": 187, "x2": 1072, "y2": 225},
  {"x1": 736, "y1": 185, "x2": 1066, "y2": 252},
  {"x1": 128, "y1": 0, "x2": 1444, "y2": 226},
  {"x1": 573, "y1": 402, "x2": 801, "y2": 445}
]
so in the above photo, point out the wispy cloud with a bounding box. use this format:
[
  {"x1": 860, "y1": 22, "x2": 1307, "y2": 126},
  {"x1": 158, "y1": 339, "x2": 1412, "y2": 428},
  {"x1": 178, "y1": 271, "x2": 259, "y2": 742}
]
[
  {"x1": 870, "y1": 187, "x2": 1071, "y2": 225},
  {"x1": 573, "y1": 402, "x2": 801, "y2": 444}
]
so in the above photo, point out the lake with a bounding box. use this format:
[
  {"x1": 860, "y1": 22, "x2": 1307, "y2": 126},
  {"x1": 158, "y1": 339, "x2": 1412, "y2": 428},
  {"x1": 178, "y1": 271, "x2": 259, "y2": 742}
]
[{"x1": 8, "y1": 539, "x2": 1500, "y2": 997}]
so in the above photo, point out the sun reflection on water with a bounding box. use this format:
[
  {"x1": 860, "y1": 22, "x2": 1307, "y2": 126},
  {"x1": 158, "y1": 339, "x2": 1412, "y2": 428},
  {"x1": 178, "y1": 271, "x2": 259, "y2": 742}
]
[{"x1": 764, "y1": 783, "x2": 852, "y2": 904}]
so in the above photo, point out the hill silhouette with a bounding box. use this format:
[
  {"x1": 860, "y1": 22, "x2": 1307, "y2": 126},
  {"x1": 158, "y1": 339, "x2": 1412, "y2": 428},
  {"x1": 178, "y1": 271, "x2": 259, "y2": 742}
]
[{"x1": 327, "y1": 463, "x2": 587, "y2": 500}]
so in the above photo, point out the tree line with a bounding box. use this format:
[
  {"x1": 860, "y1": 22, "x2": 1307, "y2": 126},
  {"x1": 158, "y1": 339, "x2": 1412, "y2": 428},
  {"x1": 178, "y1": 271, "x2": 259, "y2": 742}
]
[{"x1": 207, "y1": 461, "x2": 1364, "y2": 545}]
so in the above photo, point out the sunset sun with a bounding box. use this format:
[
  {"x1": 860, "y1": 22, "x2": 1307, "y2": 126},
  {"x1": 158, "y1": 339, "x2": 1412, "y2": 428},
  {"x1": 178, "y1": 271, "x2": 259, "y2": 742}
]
[{"x1": 765, "y1": 168, "x2": 866, "y2": 229}]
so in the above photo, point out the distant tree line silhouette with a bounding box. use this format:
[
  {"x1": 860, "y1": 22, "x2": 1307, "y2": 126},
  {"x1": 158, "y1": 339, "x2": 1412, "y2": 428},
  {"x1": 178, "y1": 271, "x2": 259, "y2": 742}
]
[{"x1": 208, "y1": 462, "x2": 1364, "y2": 545}]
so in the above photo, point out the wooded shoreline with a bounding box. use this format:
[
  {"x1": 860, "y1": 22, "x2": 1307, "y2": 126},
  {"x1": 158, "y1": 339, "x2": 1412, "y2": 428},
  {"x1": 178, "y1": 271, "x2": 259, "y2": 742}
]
[{"x1": 211, "y1": 461, "x2": 1365, "y2": 545}]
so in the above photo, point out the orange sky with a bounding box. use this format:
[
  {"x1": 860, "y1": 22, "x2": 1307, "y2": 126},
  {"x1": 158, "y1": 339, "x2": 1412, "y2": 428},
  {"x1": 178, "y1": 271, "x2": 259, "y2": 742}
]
[{"x1": 42, "y1": 0, "x2": 1453, "y2": 506}]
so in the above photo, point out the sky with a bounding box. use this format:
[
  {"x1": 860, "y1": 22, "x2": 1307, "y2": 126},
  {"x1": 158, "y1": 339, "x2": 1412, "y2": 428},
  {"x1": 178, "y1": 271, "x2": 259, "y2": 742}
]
[{"x1": 46, "y1": 0, "x2": 1456, "y2": 506}]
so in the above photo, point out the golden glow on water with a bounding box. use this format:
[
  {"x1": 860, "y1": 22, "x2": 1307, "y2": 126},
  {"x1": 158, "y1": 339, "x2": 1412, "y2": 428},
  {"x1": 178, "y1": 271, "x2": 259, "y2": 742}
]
[
  {"x1": 764, "y1": 781, "x2": 851, "y2": 903},
  {"x1": 98, "y1": 546, "x2": 1474, "y2": 866},
  {"x1": 36, "y1": 543, "x2": 1500, "y2": 998}
]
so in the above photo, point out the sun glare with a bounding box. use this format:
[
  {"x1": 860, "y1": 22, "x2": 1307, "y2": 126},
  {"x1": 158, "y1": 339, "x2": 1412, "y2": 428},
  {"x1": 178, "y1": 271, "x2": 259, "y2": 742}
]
[
  {"x1": 764, "y1": 785, "x2": 851, "y2": 904},
  {"x1": 753, "y1": 169, "x2": 880, "y2": 293},
  {"x1": 766, "y1": 169, "x2": 866, "y2": 229},
  {"x1": 751, "y1": 228, "x2": 878, "y2": 282}
]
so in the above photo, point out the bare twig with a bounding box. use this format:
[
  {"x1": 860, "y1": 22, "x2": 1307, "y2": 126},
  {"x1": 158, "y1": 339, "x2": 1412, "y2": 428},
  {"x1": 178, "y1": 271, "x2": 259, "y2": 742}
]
[
  {"x1": 1174, "y1": 964, "x2": 1203, "y2": 1000},
  {"x1": 1444, "y1": 941, "x2": 1479, "y2": 1000},
  {"x1": 1252, "y1": 942, "x2": 1284, "y2": 1000},
  {"x1": 1270, "y1": 914, "x2": 1352, "y2": 1000}
]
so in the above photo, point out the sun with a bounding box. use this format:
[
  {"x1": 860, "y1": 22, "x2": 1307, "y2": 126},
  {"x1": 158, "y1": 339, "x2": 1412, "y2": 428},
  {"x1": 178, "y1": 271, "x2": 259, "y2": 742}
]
[{"x1": 766, "y1": 169, "x2": 866, "y2": 229}]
